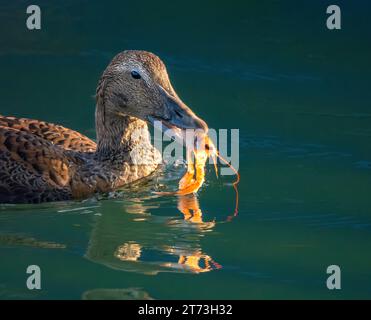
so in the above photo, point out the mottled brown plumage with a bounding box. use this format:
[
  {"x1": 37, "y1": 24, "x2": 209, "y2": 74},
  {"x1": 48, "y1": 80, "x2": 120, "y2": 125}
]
[
  {"x1": 0, "y1": 50, "x2": 207, "y2": 203},
  {"x1": 0, "y1": 116, "x2": 96, "y2": 152}
]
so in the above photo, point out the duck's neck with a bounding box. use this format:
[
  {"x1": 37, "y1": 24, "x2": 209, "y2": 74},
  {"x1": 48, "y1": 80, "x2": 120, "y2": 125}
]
[{"x1": 95, "y1": 103, "x2": 152, "y2": 162}]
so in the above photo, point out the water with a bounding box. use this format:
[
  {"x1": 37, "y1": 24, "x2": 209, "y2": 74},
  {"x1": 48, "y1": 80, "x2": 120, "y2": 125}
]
[{"x1": 1, "y1": 0, "x2": 371, "y2": 299}]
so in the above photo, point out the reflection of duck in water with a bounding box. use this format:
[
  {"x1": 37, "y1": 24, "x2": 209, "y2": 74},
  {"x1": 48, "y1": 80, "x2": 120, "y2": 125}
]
[
  {"x1": 85, "y1": 194, "x2": 220, "y2": 275},
  {"x1": 0, "y1": 50, "x2": 207, "y2": 203},
  {"x1": 82, "y1": 287, "x2": 154, "y2": 300}
]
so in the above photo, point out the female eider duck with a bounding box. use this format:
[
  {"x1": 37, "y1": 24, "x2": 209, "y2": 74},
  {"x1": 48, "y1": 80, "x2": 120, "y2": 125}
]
[{"x1": 0, "y1": 50, "x2": 207, "y2": 203}]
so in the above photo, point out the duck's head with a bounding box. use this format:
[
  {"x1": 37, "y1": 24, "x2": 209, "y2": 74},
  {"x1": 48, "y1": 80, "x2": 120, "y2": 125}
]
[{"x1": 96, "y1": 50, "x2": 208, "y2": 136}]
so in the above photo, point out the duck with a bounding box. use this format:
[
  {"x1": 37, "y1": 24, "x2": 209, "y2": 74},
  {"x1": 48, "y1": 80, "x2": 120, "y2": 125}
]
[{"x1": 0, "y1": 50, "x2": 208, "y2": 204}]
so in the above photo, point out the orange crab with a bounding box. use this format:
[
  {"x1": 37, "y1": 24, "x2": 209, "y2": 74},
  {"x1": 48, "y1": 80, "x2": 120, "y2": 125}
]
[{"x1": 157, "y1": 132, "x2": 240, "y2": 203}]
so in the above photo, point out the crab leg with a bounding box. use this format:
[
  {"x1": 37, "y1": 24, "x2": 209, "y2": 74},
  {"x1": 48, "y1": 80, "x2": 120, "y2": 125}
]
[{"x1": 178, "y1": 148, "x2": 195, "y2": 190}]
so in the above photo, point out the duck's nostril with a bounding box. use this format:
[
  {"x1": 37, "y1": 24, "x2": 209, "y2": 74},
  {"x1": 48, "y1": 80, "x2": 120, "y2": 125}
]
[{"x1": 174, "y1": 110, "x2": 183, "y2": 118}]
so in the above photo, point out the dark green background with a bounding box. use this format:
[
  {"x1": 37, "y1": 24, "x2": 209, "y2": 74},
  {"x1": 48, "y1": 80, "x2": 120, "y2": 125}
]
[{"x1": 0, "y1": 0, "x2": 370, "y2": 299}]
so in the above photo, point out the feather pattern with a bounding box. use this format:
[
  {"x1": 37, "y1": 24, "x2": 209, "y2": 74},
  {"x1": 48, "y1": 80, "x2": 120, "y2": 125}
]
[{"x1": 0, "y1": 50, "x2": 206, "y2": 203}]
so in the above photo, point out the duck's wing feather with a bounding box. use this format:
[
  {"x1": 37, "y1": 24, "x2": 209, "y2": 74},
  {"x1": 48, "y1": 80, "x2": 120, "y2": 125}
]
[
  {"x1": 0, "y1": 125, "x2": 76, "y2": 203},
  {"x1": 0, "y1": 115, "x2": 96, "y2": 152}
]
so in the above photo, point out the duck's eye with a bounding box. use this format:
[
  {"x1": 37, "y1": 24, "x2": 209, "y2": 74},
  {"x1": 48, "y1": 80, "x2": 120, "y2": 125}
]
[{"x1": 131, "y1": 70, "x2": 141, "y2": 79}]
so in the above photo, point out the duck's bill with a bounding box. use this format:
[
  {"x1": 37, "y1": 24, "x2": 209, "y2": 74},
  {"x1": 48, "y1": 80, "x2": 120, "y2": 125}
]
[
  {"x1": 148, "y1": 112, "x2": 208, "y2": 146},
  {"x1": 147, "y1": 115, "x2": 186, "y2": 142},
  {"x1": 147, "y1": 85, "x2": 208, "y2": 141}
]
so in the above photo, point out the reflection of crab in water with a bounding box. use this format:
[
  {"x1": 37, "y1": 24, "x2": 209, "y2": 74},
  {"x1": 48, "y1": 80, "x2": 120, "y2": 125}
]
[
  {"x1": 115, "y1": 241, "x2": 221, "y2": 274},
  {"x1": 115, "y1": 242, "x2": 142, "y2": 261},
  {"x1": 161, "y1": 248, "x2": 222, "y2": 273},
  {"x1": 177, "y1": 194, "x2": 204, "y2": 223},
  {"x1": 112, "y1": 195, "x2": 221, "y2": 273}
]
